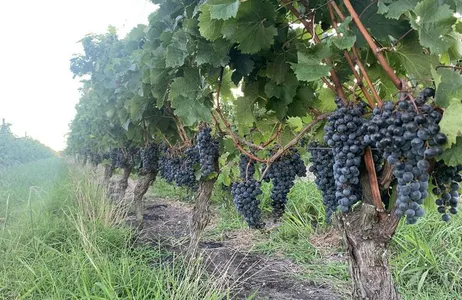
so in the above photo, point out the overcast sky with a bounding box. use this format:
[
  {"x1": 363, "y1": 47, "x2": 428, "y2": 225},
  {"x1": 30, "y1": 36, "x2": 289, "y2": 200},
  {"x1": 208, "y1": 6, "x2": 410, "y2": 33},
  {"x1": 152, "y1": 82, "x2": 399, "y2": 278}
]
[{"x1": 0, "y1": 0, "x2": 157, "y2": 151}]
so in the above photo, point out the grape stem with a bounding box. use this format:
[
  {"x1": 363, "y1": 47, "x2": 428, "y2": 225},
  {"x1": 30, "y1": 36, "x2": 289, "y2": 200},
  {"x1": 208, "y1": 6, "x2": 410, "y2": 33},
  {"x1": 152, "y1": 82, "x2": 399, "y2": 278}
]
[
  {"x1": 261, "y1": 123, "x2": 283, "y2": 148},
  {"x1": 213, "y1": 69, "x2": 285, "y2": 155},
  {"x1": 341, "y1": 0, "x2": 402, "y2": 90},
  {"x1": 281, "y1": 0, "x2": 347, "y2": 102},
  {"x1": 435, "y1": 65, "x2": 462, "y2": 71},
  {"x1": 329, "y1": 2, "x2": 383, "y2": 107},
  {"x1": 165, "y1": 103, "x2": 191, "y2": 146},
  {"x1": 261, "y1": 113, "x2": 331, "y2": 180},
  {"x1": 158, "y1": 131, "x2": 173, "y2": 148},
  {"x1": 246, "y1": 159, "x2": 252, "y2": 180}
]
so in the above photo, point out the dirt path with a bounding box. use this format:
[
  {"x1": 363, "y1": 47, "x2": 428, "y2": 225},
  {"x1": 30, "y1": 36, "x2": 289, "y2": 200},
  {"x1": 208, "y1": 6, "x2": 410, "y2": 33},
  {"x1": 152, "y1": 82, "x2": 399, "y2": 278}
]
[{"x1": 123, "y1": 193, "x2": 345, "y2": 300}]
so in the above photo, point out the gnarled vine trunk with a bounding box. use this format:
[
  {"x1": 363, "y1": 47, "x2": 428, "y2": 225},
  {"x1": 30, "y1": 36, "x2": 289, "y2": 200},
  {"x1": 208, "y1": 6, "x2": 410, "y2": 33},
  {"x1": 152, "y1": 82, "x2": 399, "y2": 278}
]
[
  {"x1": 102, "y1": 164, "x2": 114, "y2": 189},
  {"x1": 190, "y1": 178, "x2": 216, "y2": 249},
  {"x1": 336, "y1": 164, "x2": 400, "y2": 300},
  {"x1": 133, "y1": 171, "x2": 157, "y2": 222},
  {"x1": 337, "y1": 205, "x2": 399, "y2": 300},
  {"x1": 117, "y1": 166, "x2": 132, "y2": 200}
]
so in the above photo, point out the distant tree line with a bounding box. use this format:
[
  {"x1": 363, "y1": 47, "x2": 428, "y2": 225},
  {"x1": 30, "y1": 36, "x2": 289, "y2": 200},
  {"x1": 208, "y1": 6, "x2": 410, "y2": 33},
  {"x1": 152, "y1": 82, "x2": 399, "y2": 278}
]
[{"x1": 0, "y1": 119, "x2": 56, "y2": 167}]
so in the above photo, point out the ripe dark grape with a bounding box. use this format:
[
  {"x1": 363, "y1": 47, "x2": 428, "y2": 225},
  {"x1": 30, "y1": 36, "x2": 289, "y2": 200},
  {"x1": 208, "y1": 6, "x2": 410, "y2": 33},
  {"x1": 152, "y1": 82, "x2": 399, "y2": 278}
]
[
  {"x1": 231, "y1": 179, "x2": 264, "y2": 229},
  {"x1": 431, "y1": 161, "x2": 462, "y2": 222},
  {"x1": 363, "y1": 89, "x2": 445, "y2": 224},
  {"x1": 239, "y1": 154, "x2": 255, "y2": 180},
  {"x1": 263, "y1": 148, "x2": 306, "y2": 219},
  {"x1": 197, "y1": 127, "x2": 219, "y2": 178},
  {"x1": 308, "y1": 142, "x2": 336, "y2": 222},
  {"x1": 324, "y1": 99, "x2": 366, "y2": 213},
  {"x1": 140, "y1": 143, "x2": 159, "y2": 174}
]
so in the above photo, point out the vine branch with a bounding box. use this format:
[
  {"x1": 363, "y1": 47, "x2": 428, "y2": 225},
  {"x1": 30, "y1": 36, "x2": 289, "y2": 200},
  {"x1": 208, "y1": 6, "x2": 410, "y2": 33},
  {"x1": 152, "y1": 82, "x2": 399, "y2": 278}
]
[
  {"x1": 261, "y1": 123, "x2": 283, "y2": 148},
  {"x1": 330, "y1": 1, "x2": 383, "y2": 106},
  {"x1": 261, "y1": 113, "x2": 330, "y2": 180},
  {"x1": 280, "y1": 0, "x2": 346, "y2": 101},
  {"x1": 342, "y1": 0, "x2": 402, "y2": 90},
  {"x1": 327, "y1": 3, "x2": 374, "y2": 108},
  {"x1": 435, "y1": 65, "x2": 462, "y2": 71}
]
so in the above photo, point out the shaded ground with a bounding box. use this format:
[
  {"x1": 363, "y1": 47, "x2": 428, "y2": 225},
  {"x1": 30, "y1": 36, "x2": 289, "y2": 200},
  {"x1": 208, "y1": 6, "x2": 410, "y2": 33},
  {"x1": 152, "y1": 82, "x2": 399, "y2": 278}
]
[{"x1": 121, "y1": 185, "x2": 345, "y2": 300}]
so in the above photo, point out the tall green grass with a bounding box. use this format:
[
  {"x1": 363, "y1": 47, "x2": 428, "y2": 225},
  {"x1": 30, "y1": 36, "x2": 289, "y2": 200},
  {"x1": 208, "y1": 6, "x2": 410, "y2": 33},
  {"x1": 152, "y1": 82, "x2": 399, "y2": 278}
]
[{"x1": 0, "y1": 159, "x2": 231, "y2": 299}]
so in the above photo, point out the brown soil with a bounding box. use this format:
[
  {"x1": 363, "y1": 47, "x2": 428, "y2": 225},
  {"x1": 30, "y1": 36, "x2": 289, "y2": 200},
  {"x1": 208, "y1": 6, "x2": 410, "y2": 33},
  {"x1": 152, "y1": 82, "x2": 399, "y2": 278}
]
[{"x1": 121, "y1": 187, "x2": 346, "y2": 300}]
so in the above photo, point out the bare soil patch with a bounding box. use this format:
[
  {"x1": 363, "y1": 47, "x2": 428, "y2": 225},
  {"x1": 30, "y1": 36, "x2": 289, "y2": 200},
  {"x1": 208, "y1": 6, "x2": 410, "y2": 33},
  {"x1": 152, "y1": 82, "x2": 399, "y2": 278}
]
[{"x1": 120, "y1": 186, "x2": 345, "y2": 300}]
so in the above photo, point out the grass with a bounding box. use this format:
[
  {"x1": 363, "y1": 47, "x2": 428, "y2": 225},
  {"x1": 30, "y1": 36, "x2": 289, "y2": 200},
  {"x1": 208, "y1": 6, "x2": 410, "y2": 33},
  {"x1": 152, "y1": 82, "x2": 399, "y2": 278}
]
[
  {"x1": 0, "y1": 159, "x2": 231, "y2": 299},
  {"x1": 391, "y1": 212, "x2": 462, "y2": 299},
  {"x1": 13, "y1": 159, "x2": 458, "y2": 299}
]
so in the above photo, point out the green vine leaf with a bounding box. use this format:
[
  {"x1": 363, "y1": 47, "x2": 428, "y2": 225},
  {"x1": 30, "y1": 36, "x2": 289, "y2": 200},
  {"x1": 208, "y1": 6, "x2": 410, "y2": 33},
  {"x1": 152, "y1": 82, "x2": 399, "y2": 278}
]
[
  {"x1": 331, "y1": 16, "x2": 356, "y2": 50},
  {"x1": 287, "y1": 86, "x2": 315, "y2": 117},
  {"x1": 219, "y1": 0, "x2": 277, "y2": 54},
  {"x1": 410, "y1": 0, "x2": 457, "y2": 54},
  {"x1": 439, "y1": 137, "x2": 462, "y2": 166},
  {"x1": 291, "y1": 44, "x2": 332, "y2": 82},
  {"x1": 435, "y1": 69, "x2": 462, "y2": 108},
  {"x1": 208, "y1": 0, "x2": 240, "y2": 20},
  {"x1": 165, "y1": 30, "x2": 189, "y2": 68},
  {"x1": 351, "y1": 0, "x2": 411, "y2": 45},
  {"x1": 196, "y1": 38, "x2": 231, "y2": 67},
  {"x1": 378, "y1": 0, "x2": 419, "y2": 19},
  {"x1": 440, "y1": 101, "x2": 462, "y2": 147},
  {"x1": 198, "y1": 5, "x2": 224, "y2": 41},
  {"x1": 234, "y1": 82, "x2": 259, "y2": 132},
  {"x1": 169, "y1": 69, "x2": 212, "y2": 126},
  {"x1": 266, "y1": 53, "x2": 293, "y2": 85},
  {"x1": 391, "y1": 33, "x2": 439, "y2": 85}
]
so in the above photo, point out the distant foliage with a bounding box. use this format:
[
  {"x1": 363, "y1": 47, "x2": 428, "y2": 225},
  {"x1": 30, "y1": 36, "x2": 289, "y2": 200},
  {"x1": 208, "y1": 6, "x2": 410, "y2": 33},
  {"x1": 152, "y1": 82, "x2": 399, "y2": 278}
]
[{"x1": 0, "y1": 119, "x2": 55, "y2": 167}]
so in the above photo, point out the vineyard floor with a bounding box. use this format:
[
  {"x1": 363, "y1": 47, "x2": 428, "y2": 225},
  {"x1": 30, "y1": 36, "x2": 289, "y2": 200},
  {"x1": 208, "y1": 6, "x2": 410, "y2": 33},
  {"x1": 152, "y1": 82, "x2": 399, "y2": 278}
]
[
  {"x1": 114, "y1": 175, "x2": 347, "y2": 299},
  {"x1": 118, "y1": 172, "x2": 462, "y2": 300},
  {"x1": 126, "y1": 198, "x2": 343, "y2": 300}
]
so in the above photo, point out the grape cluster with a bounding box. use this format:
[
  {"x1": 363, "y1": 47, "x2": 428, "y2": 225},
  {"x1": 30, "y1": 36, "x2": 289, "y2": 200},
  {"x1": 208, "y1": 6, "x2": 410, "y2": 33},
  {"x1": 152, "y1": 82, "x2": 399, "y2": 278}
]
[
  {"x1": 89, "y1": 152, "x2": 102, "y2": 165},
  {"x1": 363, "y1": 88, "x2": 445, "y2": 224},
  {"x1": 324, "y1": 98, "x2": 367, "y2": 213},
  {"x1": 308, "y1": 142, "x2": 336, "y2": 222},
  {"x1": 159, "y1": 154, "x2": 180, "y2": 183},
  {"x1": 239, "y1": 154, "x2": 255, "y2": 180},
  {"x1": 140, "y1": 143, "x2": 159, "y2": 174},
  {"x1": 116, "y1": 149, "x2": 128, "y2": 168},
  {"x1": 231, "y1": 179, "x2": 264, "y2": 229},
  {"x1": 263, "y1": 148, "x2": 306, "y2": 218},
  {"x1": 432, "y1": 161, "x2": 462, "y2": 222},
  {"x1": 110, "y1": 148, "x2": 119, "y2": 168},
  {"x1": 158, "y1": 146, "x2": 199, "y2": 191},
  {"x1": 197, "y1": 127, "x2": 219, "y2": 177},
  {"x1": 175, "y1": 146, "x2": 199, "y2": 190},
  {"x1": 127, "y1": 146, "x2": 140, "y2": 167}
]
